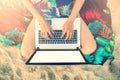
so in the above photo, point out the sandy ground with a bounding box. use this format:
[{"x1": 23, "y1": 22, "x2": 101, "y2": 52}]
[
  {"x1": 0, "y1": 43, "x2": 115, "y2": 80},
  {"x1": 0, "y1": 0, "x2": 120, "y2": 80}
]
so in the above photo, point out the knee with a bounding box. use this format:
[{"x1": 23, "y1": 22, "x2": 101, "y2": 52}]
[
  {"x1": 81, "y1": 42, "x2": 97, "y2": 54},
  {"x1": 20, "y1": 47, "x2": 28, "y2": 58},
  {"x1": 20, "y1": 47, "x2": 34, "y2": 59}
]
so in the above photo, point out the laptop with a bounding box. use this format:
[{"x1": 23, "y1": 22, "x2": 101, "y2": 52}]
[{"x1": 26, "y1": 18, "x2": 87, "y2": 65}]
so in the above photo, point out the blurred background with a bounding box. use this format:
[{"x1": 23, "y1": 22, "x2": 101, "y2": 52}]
[{"x1": 0, "y1": 0, "x2": 32, "y2": 34}]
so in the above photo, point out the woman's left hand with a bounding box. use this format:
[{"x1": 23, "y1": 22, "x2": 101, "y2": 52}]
[{"x1": 61, "y1": 20, "x2": 74, "y2": 40}]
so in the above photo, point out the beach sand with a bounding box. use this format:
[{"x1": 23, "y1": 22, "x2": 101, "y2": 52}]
[{"x1": 0, "y1": 0, "x2": 120, "y2": 80}]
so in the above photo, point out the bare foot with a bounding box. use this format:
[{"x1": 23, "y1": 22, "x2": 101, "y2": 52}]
[
  {"x1": 14, "y1": 34, "x2": 24, "y2": 44},
  {"x1": 98, "y1": 27, "x2": 112, "y2": 39}
]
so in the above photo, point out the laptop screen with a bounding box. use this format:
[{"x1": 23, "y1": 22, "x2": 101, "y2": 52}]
[{"x1": 28, "y1": 50, "x2": 86, "y2": 64}]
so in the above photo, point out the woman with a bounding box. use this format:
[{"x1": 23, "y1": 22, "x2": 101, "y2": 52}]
[{"x1": 21, "y1": 0, "x2": 114, "y2": 64}]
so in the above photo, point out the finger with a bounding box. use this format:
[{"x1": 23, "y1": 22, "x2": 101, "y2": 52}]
[
  {"x1": 105, "y1": 27, "x2": 109, "y2": 35},
  {"x1": 104, "y1": 27, "x2": 107, "y2": 35},
  {"x1": 99, "y1": 28, "x2": 103, "y2": 34},
  {"x1": 69, "y1": 32, "x2": 73, "y2": 40},
  {"x1": 65, "y1": 32, "x2": 70, "y2": 40},
  {"x1": 48, "y1": 30, "x2": 53, "y2": 38},
  {"x1": 67, "y1": 32, "x2": 73, "y2": 40},
  {"x1": 42, "y1": 32, "x2": 49, "y2": 40},
  {"x1": 103, "y1": 27, "x2": 112, "y2": 39},
  {"x1": 41, "y1": 32, "x2": 45, "y2": 38},
  {"x1": 108, "y1": 28, "x2": 112, "y2": 35},
  {"x1": 61, "y1": 31, "x2": 66, "y2": 38},
  {"x1": 18, "y1": 35, "x2": 22, "y2": 41},
  {"x1": 100, "y1": 28, "x2": 104, "y2": 35},
  {"x1": 106, "y1": 29, "x2": 110, "y2": 38},
  {"x1": 44, "y1": 32, "x2": 50, "y2": 40},
  {"x1": 41, "y1": 32, "x2": 43, "y2": 37},
  {"x1": 41, "y1": 32, "x2": 44, "y2": 38},
  {"x1": 102, "y1": 27, "x2": 105, "y2": 33},
  {"x1": 50, "y1": 28, "x2": 54, "y2": 34},
  {"x1": 20, "y1": 36, "x2": 23, "y2": 42}
]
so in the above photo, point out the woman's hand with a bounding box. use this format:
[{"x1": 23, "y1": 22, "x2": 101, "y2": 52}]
[
  {"x1": 61, "y1": 20, "x2": 74, "y2": 40},
  {"x1": 40, "y1": 21, "x2": 53, "y2": 40}
]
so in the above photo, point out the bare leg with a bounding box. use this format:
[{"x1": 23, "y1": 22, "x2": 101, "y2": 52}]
[
  {"x1": 21, "y1": 18, "x2": 35, "y2": 58},
  {"x1": 80, "y1": 18, "x2": 97, "y2": 54}
]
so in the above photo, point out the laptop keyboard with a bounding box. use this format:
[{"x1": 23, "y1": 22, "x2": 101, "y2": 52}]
[{"x1": 38, "y1": 30, "x2": 77, "y2": 44}]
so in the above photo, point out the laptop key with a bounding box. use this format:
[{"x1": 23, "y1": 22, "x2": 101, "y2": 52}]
[{"x1": 39, "y1": 30, "x2": 77, "y2": 44}]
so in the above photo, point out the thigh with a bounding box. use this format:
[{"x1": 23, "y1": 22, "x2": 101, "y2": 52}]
[
  {"x1": 80, "y1": 18, "x2": 96, "y2": 48},
  {"x1": 21, "y1": 18, "x2": 35, "y2": 51}
]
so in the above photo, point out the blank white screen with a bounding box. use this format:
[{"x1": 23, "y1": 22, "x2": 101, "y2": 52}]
[{"x1": 30, "y1": 51, "x2": 86, "y2": 63}]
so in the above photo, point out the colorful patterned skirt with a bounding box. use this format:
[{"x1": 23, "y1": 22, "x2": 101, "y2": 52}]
[
  {"x1": 34, "y1": 0, "x2": 115, "y2": 64},
  {"x1": 80, "y1": 0, "x2": 115, "y2": 64}
]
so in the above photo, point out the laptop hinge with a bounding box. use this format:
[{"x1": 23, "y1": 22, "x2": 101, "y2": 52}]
[
  {"x1": 36, "y1": 47, "x2": 80, "y2": 51},
  {"x1": 36, "y1": 47, "x2": 40, "y2": 50},
  {"x1": 76, "y1": 47, "x2": 80, "y2": 50}
]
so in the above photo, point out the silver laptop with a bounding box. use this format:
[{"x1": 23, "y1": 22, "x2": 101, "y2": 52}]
[{"x1": 26, "y1": 18, "x2": 87, "y2": 65}]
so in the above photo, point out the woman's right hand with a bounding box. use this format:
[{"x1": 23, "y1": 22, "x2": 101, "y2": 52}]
[{"x1": 40, "y1": 21, "x2": 53, "y2": 39}]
